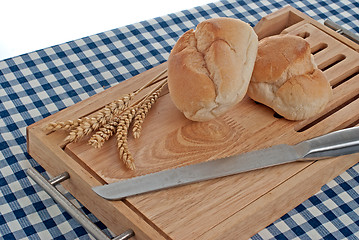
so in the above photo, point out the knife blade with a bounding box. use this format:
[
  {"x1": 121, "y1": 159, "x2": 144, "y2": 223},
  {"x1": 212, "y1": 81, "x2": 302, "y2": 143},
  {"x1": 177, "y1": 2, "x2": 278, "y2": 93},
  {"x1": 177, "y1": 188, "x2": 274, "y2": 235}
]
[{"x1": 93, "y1": 126, "x2": 359, "y2": 200}]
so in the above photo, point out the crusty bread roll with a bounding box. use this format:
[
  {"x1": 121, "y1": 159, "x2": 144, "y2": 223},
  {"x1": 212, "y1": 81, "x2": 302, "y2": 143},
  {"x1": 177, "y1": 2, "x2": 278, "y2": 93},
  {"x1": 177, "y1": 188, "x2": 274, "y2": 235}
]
[
  {"x1": 167, "y1": 17, "x2": 258, "y2": 121},
  {"x1": 247, "y1": 35, "x2": 332, "y2": 120}
]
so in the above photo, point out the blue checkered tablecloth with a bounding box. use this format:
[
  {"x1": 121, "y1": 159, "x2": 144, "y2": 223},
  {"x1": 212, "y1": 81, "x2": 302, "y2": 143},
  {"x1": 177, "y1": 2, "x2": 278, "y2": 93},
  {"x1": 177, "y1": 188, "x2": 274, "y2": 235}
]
[{"x1": 1, "y1": 0, "x2": 358, "y2": 239}]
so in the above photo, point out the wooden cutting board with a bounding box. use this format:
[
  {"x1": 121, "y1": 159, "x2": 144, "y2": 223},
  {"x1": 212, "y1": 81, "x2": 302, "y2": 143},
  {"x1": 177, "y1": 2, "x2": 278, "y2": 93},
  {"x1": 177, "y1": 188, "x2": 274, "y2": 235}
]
[{"x1": 27, "y1": 6, "x2": 359, "y2": 240}]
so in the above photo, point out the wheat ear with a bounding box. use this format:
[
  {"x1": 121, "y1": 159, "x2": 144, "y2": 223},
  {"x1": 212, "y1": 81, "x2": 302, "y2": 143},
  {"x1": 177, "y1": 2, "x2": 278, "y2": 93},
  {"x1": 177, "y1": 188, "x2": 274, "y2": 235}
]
[
  {"x1": 63, "y1": 93, "x2": 134, "y2": 143},
  {"x1": 116, "y1": 107, "x2": 138, "y2": 170},
  {"x1": 88, "y1": 117, "x2": 120, "y2": 148},
  {"x1": 45, "y1": 118, "x2": 84, "y2": 132},
  {"x1": 133, "y1": 79, "x2": 167, "y2": 139},
  {"x1": 46, "y1": 69, "x2": 166, "y2": 135}
]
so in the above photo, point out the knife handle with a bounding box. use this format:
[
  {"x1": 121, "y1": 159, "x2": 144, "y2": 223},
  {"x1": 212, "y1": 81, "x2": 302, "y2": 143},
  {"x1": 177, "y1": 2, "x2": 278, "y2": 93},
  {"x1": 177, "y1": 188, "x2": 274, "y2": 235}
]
[{"x1": 297, "y1": 126, "x2": 359, "y2": 160}]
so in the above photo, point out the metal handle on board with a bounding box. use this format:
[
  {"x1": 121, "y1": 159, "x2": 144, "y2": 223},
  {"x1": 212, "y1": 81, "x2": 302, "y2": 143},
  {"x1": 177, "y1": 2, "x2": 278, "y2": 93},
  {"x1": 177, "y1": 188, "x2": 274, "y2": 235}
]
[
  {"x1": 324, "y1": 19, "x2": 359, "y2": 44},
  {"x1": 26, "y1": 167, "x2": 134, "y2": 240}
]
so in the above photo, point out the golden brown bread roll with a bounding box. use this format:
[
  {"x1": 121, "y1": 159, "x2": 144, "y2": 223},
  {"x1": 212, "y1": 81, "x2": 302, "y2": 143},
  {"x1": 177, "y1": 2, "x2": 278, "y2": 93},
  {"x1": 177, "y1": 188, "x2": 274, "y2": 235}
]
[
  {"x1": 167, "y1": 17, "x2": 258, "y2": 121},
  {"x1": 247, "y1": 35, "x2": 332, "y2": 120}
]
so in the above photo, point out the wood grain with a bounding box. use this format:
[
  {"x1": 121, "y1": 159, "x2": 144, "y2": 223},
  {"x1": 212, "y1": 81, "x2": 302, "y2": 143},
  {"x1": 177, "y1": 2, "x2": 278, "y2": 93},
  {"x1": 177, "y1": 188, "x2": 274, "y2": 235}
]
[{"x1": 27, "y1": 6, "x2": 359, "y2": 240}]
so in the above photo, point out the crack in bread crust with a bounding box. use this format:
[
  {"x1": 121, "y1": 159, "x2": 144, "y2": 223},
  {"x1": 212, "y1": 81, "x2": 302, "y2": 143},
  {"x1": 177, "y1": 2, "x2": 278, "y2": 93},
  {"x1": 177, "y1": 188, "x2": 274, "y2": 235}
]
[
  {"x1": 168, "y1": 18, "x2": 258, "y2": 121},
  {"x1": 248, "y1": 35, "x2": 332, "y2": 120},
  {"x1": 192, "y1": 37, "x2": 239, "y2": 119}
]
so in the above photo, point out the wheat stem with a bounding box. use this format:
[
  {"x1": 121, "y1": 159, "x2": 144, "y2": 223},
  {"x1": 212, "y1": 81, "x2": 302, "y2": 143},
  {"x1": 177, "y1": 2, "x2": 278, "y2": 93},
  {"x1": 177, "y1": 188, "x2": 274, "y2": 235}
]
[{"x1": 135, "y1": 68, "x2": 167, "y2": 94}]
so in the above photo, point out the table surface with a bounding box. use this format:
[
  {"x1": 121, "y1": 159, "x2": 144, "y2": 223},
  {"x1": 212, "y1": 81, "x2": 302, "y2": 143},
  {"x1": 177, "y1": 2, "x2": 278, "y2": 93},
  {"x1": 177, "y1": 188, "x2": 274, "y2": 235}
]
[{"x1": 1, "y1": 0, "x2": 359, "y2": 239}]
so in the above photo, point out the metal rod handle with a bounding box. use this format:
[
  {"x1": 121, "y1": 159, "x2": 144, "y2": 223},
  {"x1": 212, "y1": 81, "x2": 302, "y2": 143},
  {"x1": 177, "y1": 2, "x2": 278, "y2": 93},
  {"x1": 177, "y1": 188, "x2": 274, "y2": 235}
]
[
  {"x1": 113, "y1": 229, "x2": 136, "y2": 240},
  {"x1": 48, "y1": 172, "x2": 70, "y2": 186},
  {"x1": 27, "y1": 167, "x2": 134, "y2": 240},
  {"x1": 324, "y1": 19, "x2": 359, "y2": 44}
]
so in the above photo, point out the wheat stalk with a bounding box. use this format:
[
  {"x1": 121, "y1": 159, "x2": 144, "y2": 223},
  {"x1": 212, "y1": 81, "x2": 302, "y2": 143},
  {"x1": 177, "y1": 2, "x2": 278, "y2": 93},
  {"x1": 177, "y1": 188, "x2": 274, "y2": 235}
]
[
  {"x1": 62, "y1": 93, "x2": 135, "y2": 143},
  {"x1": 88, "y1": 94, "x2": 148, "y2": 148},
  {"x1": 88, "y1": 117, "x2": 120, "y2": 148},
  {"x1": 45, "y1": 118, "x2": 86, "y2": 133},
  {"x1": 133, "y1": 79, "x2": 167, "y2": 139},
  {"x1": 88, "y1": 77, "x2": 167, "y2": 169},
  {"x1": 136, "y1": 68, "x2": 167, "y2": 93},
  {"x1": 116, "y1": 106, "x2": 138, "y2": 170},
  {"x1": 46, "y1": 68, "x2": 167, "y2": 135},
  {"x1": 46, "y1": 68, "x2": 168, "y2": 170}
]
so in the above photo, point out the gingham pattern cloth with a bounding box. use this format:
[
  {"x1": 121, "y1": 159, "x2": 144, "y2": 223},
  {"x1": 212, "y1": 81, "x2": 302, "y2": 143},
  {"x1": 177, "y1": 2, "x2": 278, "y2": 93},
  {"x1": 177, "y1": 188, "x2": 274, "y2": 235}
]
[{"x1": 1, "y1": 0, "x2": 358, "y2": 239}]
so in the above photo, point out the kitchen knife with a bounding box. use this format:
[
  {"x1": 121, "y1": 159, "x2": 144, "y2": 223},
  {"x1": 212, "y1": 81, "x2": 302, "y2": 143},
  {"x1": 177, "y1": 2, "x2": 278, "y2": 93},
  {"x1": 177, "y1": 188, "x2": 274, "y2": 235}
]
[{"x1": 93, "y1": 126, "x2": 359, "y2": 200}]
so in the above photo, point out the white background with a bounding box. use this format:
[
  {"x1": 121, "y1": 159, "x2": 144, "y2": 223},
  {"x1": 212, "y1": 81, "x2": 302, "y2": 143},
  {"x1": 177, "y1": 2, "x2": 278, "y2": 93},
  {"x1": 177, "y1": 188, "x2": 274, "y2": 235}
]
[{"x1": 0, "y1": 0, "x2": 215, "y2": 60}]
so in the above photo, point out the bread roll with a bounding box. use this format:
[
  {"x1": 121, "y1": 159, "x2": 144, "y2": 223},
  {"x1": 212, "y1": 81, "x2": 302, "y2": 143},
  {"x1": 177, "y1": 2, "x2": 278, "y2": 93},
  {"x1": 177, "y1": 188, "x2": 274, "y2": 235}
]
[
  {"x1": 167, "y1": 17, "x2": 258, "y2": 121},
  {"x1": 247, "y1": 35, "x2": 332, "y2": 120}
]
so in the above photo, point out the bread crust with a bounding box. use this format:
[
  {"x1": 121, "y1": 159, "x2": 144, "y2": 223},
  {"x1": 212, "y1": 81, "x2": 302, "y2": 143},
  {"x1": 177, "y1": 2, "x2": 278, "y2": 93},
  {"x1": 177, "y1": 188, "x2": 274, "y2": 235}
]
[
  {"x1": 248, "y1": 35, "x2": 332, "y2": 120},
  {"x1": 168, "y1": 17, "x2": 258, "y2": 121}
]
